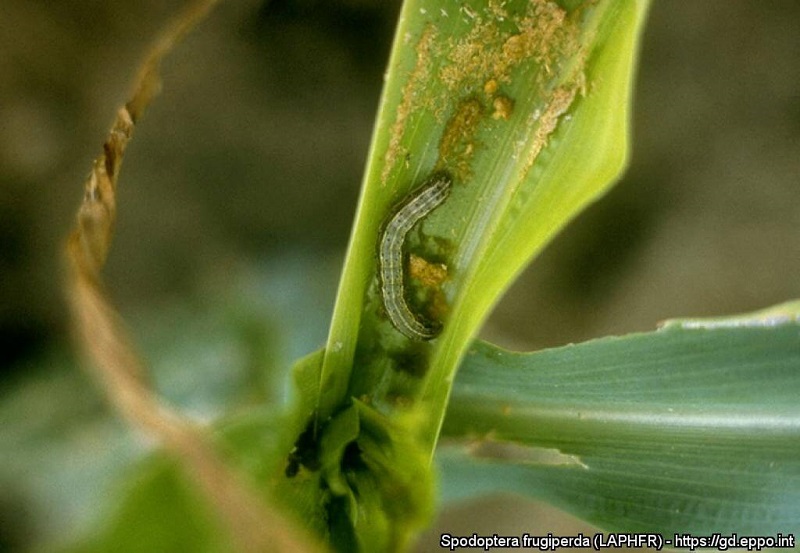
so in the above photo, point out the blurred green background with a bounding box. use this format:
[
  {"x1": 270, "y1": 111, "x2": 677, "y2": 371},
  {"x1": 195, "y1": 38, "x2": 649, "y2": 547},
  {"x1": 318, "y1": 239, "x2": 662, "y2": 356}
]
[{"x1": 1, "y1": 0, "x2": 799, "y2": 550}]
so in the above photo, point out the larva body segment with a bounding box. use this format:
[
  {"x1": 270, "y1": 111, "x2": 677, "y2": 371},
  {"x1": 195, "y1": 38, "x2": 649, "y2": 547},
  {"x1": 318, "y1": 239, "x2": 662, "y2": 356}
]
[{"x1": 379, "y1": 172, "x2": 452, "y2": 341}]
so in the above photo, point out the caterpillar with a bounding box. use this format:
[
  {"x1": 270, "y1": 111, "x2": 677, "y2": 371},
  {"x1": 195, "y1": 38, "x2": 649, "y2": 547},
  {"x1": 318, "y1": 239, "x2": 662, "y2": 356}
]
[{"x1": 379, "y1": 172, "x2": 452, "y2": 341}]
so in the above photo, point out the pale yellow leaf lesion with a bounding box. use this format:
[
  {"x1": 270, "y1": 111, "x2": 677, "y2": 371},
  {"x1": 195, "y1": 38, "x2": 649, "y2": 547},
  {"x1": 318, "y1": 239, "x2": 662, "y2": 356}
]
[
  {"x1": 381, "y1": 0, "x2": 587, "y2": 193},
  {"x1": 382, "y1": 24, "x2": 440, "y2": 186}
]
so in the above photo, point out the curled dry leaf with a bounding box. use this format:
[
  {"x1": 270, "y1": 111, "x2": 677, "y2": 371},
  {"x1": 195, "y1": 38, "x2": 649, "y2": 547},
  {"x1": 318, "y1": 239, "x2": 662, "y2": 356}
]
[{"x1": 63, "y1": 1, "x2": 322, "y2": 551}]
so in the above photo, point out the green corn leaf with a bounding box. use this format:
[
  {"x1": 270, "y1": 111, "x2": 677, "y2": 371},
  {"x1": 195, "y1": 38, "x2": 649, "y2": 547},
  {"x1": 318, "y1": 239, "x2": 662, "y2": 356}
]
[
  {"x1": 439, "y1": 302, "x2": 800, "y2": 533},
  {"x1": 57, "y1": 457, "x2": 234, "y2": 553},
  {"x1": 316, "y1": 0, "x2": 652, "y2": 456}
]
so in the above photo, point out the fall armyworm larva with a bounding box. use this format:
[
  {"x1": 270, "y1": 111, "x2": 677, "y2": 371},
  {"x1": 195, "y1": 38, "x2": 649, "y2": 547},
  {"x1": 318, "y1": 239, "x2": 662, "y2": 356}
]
[{"x1": 379, "y1": 172, "x2": 452, "y2": 340}]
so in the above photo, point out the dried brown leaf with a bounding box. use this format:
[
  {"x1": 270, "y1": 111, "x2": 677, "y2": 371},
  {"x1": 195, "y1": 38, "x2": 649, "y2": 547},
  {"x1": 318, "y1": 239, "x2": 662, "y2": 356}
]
[{"x1": 64, "y1": 1, "x2": 323, "y2": 551}]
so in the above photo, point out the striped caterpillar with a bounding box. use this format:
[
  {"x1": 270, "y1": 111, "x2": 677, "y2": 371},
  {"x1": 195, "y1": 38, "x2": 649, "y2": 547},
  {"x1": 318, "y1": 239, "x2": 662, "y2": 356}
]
[{"x1": 379, "y1": 172, "x2": 452, "y2": 340}]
